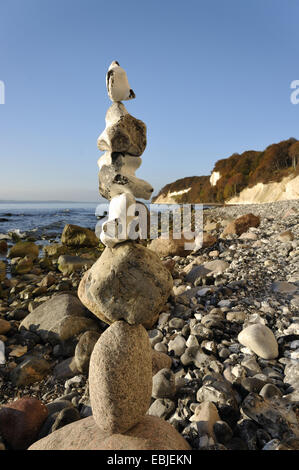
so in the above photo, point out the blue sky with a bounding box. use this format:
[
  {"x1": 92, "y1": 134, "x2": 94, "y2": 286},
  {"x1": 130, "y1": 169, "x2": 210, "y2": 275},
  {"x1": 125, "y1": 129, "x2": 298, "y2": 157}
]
[{"x1": 0, "y1": 0, "x2": 298, "y2": 201}]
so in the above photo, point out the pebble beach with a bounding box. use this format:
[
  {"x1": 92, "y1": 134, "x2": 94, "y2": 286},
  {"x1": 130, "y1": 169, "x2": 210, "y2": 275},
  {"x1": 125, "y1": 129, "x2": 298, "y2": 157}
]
[{"x1": 0, "y1": 199, "x2": 298, "y2": 450}]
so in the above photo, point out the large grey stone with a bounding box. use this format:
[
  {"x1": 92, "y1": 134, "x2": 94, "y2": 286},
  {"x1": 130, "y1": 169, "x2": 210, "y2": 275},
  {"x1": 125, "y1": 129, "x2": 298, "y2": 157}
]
[
  {"x1": 78, "y1": 241, "x2": 173, "y2": 329},
  {"x1": 89, "y1": 321, "x2": 152, "y2": 434},
  {"x1": 19, "y1": 294, "x2": 99, "y2": 345}
]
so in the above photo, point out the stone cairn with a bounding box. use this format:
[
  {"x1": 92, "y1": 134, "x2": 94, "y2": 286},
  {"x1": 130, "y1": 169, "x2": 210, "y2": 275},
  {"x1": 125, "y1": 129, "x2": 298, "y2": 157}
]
[{"x1": 74, "y1": 61, "x2": 191, "y2": 449}]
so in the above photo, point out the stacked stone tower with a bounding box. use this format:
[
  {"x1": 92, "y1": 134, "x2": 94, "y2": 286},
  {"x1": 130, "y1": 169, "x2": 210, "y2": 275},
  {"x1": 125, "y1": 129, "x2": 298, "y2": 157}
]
[
  {"x1": 76, "y1": 61, "x2": 190, "y2": 448},
  {"x1": 29, "y1": 61, "x2": 191, "y2": 449}
]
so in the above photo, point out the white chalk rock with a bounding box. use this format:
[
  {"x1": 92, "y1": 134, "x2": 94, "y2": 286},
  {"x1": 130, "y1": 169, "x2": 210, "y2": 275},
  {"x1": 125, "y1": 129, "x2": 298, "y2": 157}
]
[
  {"x1": 100, "y1": 192, "x2": 139, "y2": 248},
  {"x1": 106, "y1": 61, "x2": 135, "y2": 102},
  {"x1": 98, "y1": 152, "x2": 153, "y2": 200},
  {"x1": 238, "y1": 324, "x2": 279, "y2": 359}
]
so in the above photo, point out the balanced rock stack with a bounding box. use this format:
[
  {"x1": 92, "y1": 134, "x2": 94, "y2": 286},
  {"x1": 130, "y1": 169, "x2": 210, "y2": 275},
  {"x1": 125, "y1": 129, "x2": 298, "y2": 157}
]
[{"x1": 29, "y1": 61, "x2": 190, "y2": 450}]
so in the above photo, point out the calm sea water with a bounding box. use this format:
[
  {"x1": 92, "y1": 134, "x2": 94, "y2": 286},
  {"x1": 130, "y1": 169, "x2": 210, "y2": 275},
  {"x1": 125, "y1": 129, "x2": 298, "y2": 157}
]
[
  {"x1": 0, "y1": 202, "x2": 109, "y2": 238},
  {"x1": 0, "y1": 201, "x2": 210, "y2": 240}
]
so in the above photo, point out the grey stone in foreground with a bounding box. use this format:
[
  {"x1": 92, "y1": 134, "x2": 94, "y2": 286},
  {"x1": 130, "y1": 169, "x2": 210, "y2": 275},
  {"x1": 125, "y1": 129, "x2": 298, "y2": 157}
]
[
  {"x1": 28, "y1": 415, "x2": 191, "y2": 450},
  {"x1": 19, "y1": 294, "x2": 99, "y2": 344}
]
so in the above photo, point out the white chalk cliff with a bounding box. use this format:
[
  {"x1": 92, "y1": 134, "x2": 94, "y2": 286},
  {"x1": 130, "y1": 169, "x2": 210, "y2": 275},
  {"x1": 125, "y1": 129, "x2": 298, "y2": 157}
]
[{"x1": 227, "y1": 174, "x2": 299, "y2": 204}]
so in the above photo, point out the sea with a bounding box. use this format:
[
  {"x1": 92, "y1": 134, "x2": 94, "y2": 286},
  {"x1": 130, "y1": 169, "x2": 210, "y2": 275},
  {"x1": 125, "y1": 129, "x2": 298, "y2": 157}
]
[
  {"x1": 0, "y1": 202, "x2": 109, "y2": 240},
  {"x1": 0, "y1": 201, "x2": 212, "y2": 243}
]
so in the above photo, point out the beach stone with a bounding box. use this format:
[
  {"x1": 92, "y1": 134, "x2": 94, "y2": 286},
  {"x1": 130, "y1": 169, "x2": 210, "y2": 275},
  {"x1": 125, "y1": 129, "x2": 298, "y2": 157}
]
[
  {"x1": 277, "y1": 230, "x2": 294, "y2": 242},
  {"x1": 147, "y1": 398, "x2": 175, "y2": 419},
  {"x1": 189, "y1": 401, "x2": 220, "y2": 438},
  {"x1": 38, "y1": 401, "x2": 76, "y2": 439},
  {"x1": 241, "y1": 393, "x2": 297, "y2": 440},
  {"x1": 19, "y1": 293, "x2": 98, "y2": 345},
  {"x1": 50, "y1": 407, "x2": 81, "y2": 433},
  {"x1": 271, "y1": 281, "x2": 298, "y2": 294},
  {"x1": 185, "y1": 260, "x2": 229, "y2": 284},
  {"x1": 38, "y1": 273, "x2": 56, "y2": 288},
  {"x1": 10, "y1": 356, "x2": 52, "y2": 386},
  {"x1": 53, "y1": 357, "x2": 80, "y2": 380},
  {"x1": 238, "y1": 324, "x2": 279, "y2": 359},
  {"x1": 0, "y1": 261, "x2": 6, "y2": 281},
  {"x1": 58, "y1": 255, "x2": 94, "y2": 275},
  {"x1": 98, "y1": 154, "x2": 153, "y2": 201},
  {"x1": 239, "y1": 231, "x2": 258, "y2": 240},
  {"x1": 213, "y1": 420, "x2": 233, "y2": 444},
  {"x1": 152, "y1": 368, "x2": 176, "y2": 399},
  {"x1": 162, "y1": 258, "x2": 176, "y2": 273},
  {"x1": 221, "y1": 213, "x2": 260, "y2": 237},
  {"x1": 8, "y1": 241, "x2": 39, "y2": 260},
  {"x1": 0, "y1": 397, "x2": 48, "y2": 449},
  {"x1": 61, "y1": 224, "x2": 99, "y2": 247},
  {"x1": 78, "y1": 241, "x2": 173, "y2": 328},
  {"x1": 259, "y1": 383, "x2": 283, "y2": 400},
  {"x1": 148, "y1": 231, "x2": 195, "y2": 257},
  {"x1": 43, "y1": 243, "x2": 68, "y2": 258},
  {"x1": 89, "y1": 321, "x2": 152, "y2": 434},
  {"x1": 0, "y1": 340, "x2": 6, "y2": 365},
  {"x1": 28, "y1": 415, "x2": 191, "y2": 450},
  {"x1": 74, "y1": 330, "x2": 101, "y2": 374},
  {"x1": 0, "y1": 318, "x2": 11, "y2": 335},
  {"x1": 168, "y1": 335, "x2": 186, "y2": 356},
  {"x1": 202, "y1": 233, "x2": 217, "y2": 248},
  {"x1": 0, "y1": 240, "x2": 7, "y2": 253},
  {"x1": 97, "y1": 103, "x2": 147, "y2": 156},
  {"x1": 151, "y1": 349, "x2": 172, "y2": 375},
  {"x1": 12, "y1": 256, "x2": 33, "y2": 275}
]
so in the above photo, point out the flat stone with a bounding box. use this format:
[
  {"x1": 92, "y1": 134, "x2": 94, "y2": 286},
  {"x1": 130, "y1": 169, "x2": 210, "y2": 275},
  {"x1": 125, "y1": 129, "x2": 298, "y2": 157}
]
[
  {"x1": 19, "y1": 294, "x2": 99, "y2": 345},
  {"x1": 28, "y1": 415, "x2": 191, "y2": 450},
  {"x1": 89, "y1": 321, "x2": 152, "y2": 434},
  {"x1": 78, "y1": 241, "x2": 173, "y2": 328},
  {"x1": 238, "y1": 324, "x2": 279, "y2": 359}
]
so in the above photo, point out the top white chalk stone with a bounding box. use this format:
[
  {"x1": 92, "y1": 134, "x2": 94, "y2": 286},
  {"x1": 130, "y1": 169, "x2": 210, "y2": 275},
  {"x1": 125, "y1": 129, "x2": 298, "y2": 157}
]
[{"x1": 106, "y1": 61, "x2": 136, "y2": 102}]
